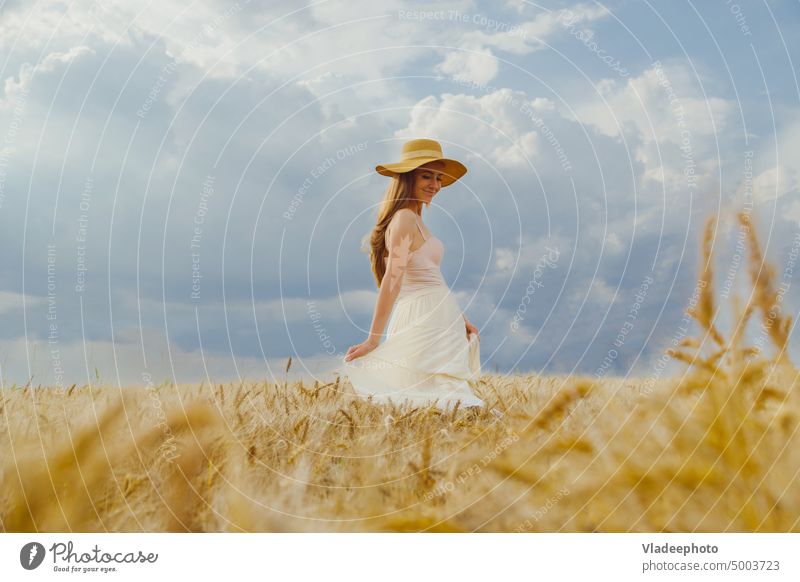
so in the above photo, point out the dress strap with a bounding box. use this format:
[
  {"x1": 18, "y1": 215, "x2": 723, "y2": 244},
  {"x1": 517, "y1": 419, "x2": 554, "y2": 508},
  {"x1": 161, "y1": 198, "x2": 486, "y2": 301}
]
[{"x1": 415, "y1": 217, "x2": 428, "y2": 241}]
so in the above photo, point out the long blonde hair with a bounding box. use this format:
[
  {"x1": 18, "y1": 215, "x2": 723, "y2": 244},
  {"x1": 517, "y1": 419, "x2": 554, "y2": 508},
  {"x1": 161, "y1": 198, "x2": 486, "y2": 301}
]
[{"x1": 366, "y1": 171, "x2": 423, "y2": 288}]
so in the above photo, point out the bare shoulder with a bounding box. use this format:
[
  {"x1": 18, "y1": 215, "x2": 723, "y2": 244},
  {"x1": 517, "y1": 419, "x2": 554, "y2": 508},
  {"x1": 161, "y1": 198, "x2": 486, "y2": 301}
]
[
  {"x1": 391, "y1": 207, "x2": 417, "y2": 224},
  {"x1": 386, "y1": 208, "x2": 417, "y2": 248}
]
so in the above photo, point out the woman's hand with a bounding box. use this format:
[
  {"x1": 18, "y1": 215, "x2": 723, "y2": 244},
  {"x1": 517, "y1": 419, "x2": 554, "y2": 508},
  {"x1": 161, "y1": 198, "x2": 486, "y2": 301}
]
[
  {"x1": 465, "y1": 318, "x2": 480, "y2": 341},
  {"x1": 344, "y1": 337, "x2": 379, "y2": 362}
]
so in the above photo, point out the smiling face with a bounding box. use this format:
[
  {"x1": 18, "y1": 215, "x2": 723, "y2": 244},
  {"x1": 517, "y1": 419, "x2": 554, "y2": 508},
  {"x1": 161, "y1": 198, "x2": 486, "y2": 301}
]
[{"x1": 411, "y1": 161, "x2": 446, "y2": 208}]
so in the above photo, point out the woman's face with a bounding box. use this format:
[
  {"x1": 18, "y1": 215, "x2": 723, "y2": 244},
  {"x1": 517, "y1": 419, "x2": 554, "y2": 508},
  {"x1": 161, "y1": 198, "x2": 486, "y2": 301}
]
[{"x1": 412, "y1": 162, "x2": 445, "y2": 206}]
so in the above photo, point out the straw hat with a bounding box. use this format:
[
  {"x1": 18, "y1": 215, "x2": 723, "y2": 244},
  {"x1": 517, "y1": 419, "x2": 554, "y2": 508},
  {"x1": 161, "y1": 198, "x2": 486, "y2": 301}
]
[{"x1": 375, "y1": 138, "x2": 467, "y2": 187}]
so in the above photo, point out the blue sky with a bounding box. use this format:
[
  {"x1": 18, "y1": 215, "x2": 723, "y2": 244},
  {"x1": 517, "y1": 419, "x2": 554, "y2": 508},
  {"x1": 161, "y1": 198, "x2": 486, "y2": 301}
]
[{"x1": 0, "y1": 0, "x2": 798, "y2": 388}]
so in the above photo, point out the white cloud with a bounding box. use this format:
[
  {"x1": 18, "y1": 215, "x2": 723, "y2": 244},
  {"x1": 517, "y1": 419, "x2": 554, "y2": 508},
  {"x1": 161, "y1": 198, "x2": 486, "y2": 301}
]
[
  {"x1": 604, "y1": 232, "x2": 624, "y2": 255},
  {"x1": 589, "y1": 277, "x2": 617, "y2": 305},
  {"x1": 1, "y1": 46, "x2": 93, "y2": 111},
  {"x1": 508, "y1": 319, "x2": 537, "y2": 344},
  {"x1": 1, "y1": 1, "x2": 244, "y2": 70},
  {"x1": 436, "y1": 47, "x2": 499, "y2": 85},
  {"x1": 395, "y1": 90, "x2": 557, "y2": 169},
  {"x1": 565, "y1": 60, "x2": 734, "y2": 219},
  {"x1": 753, "y1": 164, "x2": 798, "y2": 204},
  {"x1": 782, "y1": 199, "x2": 800, "y2": 226},
  {"x1": 748, "y1": 114, "x2": 800, "y2": 211},
  {"x1": 262, "y1": 289, "x2": 377, "y2": 323},
  {"x1": 494, "y1": 247, "x2": 515, "y2": 271},
  {"x1": 0, "y1": 0, "x2": 425, "y2": 88},
  {"x1": 431, "y1": 3, "x2": 611, "y2": 84},
  {"x1": 492, "y1": 130, "x2": 538, "y2": 168},
  {"x1": 480, "y1": 2, "x2": 611, "y2": 55},
  {"x1": 0, "y1": 290, "x2": 43, "y2": 315},
  {"x1": 489, "y1": 233, "x2": 568, "y2": 285},
  {"x1": 570, "y1": 60, "x2": 734, "y2": 143}
]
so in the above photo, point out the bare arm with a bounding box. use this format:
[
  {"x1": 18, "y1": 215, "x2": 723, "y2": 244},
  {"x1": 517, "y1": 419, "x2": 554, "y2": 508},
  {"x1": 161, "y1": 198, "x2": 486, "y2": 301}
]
[
  {"x1": 367, "y1": 267, "x2": 402, "y2": 343},
  {"x1": 345, "y1": 210, "x2": 416, "y2": 361},
  {"x1": 366, "y1": 211, "x2": 416, "y2": 341}
]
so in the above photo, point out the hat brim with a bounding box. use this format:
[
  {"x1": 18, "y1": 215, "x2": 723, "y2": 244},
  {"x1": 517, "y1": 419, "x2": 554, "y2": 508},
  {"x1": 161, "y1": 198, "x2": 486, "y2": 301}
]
[{"x1": 375, "y1": 157, "x2": 467, "y2": 187}]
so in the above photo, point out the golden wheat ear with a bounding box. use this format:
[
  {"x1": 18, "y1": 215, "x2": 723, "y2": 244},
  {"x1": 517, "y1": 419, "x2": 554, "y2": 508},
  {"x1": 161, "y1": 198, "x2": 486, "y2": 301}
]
[
  {"x1": 675, "y1": 214, "x2": 729, "y2": 372},
  {"x1": 738, "y1": 211, "x2": 795, "y2": 368}
]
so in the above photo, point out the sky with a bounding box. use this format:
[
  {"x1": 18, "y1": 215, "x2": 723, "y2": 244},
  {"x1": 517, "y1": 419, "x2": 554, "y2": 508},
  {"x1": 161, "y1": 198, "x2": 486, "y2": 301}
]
[{"x1": 0, "y1": 0, "x2": 798, "y2": 389}]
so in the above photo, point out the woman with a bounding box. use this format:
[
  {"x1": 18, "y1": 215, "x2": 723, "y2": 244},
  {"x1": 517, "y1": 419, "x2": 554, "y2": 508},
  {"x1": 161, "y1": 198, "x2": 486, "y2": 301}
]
[{"x1": 341, "y1": 138, "x2": 488, "y2": 412}]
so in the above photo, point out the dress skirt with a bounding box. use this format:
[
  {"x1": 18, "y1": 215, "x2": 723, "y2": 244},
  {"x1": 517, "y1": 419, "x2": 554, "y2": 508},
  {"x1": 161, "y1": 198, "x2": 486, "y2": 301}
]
[{"x1": 341, "y1": 284, "x2": 484, "y2": 410}]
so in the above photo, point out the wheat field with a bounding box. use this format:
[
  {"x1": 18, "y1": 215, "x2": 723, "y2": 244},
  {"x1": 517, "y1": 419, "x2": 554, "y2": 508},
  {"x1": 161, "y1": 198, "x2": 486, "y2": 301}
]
[{"x1": 2, "y1": 212, "x2": 798, "y2": 532}]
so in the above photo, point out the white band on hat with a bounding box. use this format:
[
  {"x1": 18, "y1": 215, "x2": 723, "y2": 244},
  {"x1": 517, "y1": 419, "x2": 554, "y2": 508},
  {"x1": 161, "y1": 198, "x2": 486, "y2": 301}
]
[{"x1": 402, "y1": 149, "x2": 444, "y2": 159}]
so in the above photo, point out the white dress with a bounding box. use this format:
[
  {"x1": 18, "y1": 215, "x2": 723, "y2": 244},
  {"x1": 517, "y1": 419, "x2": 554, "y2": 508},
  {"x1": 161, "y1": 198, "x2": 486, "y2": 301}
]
[{"x1": 341, "y1": 217, "x2": 485, "y2": 410}]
